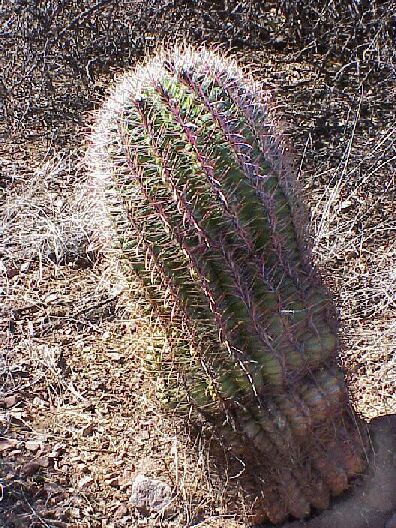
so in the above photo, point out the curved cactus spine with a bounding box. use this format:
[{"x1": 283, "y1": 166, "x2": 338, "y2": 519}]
[{"x1": 90, "y1": 46, "x2": 366, "y2": 524}]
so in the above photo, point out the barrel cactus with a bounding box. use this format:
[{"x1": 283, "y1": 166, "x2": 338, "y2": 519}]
[{"x1": 90, "y1": 46, "x2": 366, "y2": 524}]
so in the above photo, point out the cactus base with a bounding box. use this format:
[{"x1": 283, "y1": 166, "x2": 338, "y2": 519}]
[{"x1": 279, "y1": 415, "x2": 396, "y2": 528}]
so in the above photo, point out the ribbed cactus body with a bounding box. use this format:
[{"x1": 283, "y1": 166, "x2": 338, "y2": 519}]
[{"x1": 92, "y1": 47, "x2": 365, "y2": 524}]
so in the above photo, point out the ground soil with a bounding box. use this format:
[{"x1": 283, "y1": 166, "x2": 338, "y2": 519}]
[{"x1": 1, "y1": 2, "x2": 395, "y2": 527}]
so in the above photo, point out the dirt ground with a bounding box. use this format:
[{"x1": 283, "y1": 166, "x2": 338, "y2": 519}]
[{"x1": 1, "y1": 2, "x2": 395, "y2": 527}]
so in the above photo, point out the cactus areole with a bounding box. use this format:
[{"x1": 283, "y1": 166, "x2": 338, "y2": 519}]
[{"x1": 91, "y1": 46, "x2": 366, "y2": 524}]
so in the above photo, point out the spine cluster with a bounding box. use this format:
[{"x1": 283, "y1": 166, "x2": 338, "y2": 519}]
[{"x1": 91, "y1": 46, "x2": 365, "y2": 524}]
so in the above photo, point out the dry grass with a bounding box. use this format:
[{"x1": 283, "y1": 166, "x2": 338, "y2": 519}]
[{"x1": 1, "y1": 155, "x2": 93, "y2": 270}]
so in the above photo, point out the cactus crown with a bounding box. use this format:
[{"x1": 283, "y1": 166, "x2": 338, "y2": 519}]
[{"x1": 91, "y1": 46, "x2": 365, "y2": 524}]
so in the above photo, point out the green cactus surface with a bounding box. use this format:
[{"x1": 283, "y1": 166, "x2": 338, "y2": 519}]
[{"x1": 91, "y1": 46, "x2": 366, "y2": 524}]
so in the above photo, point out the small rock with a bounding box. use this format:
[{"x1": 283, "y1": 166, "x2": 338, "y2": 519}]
[
  {"x1": 129, "y1": 474, "x2": 172, "y2": 514},
  {"x1": 20, "y1": 262, "x2": 30, "y2": 272},
  {"x1": 9, "y1": 449, "x2": 23, "y2": 459},
  {"x1": 106, "y1": 352, "x2": 124, "y2": 362},
  {"x1": 340, "y1": 199, "x2": 353, "y2": 211},
  {"x1": 114, "y1": 504, "x2": 129, "y2": 519},
  {"x1": 77, "y1": 475, "x2": 94, "y2": 490},
  {"x1": 4, "y1": 395, "x2": 17, "y2": 408},
  {"x1": 25, "y1": 441, "x2": 41, "y2": 453},
  {"x1": 81, "y1": 423, "x2": 94, "y2": 437}
]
